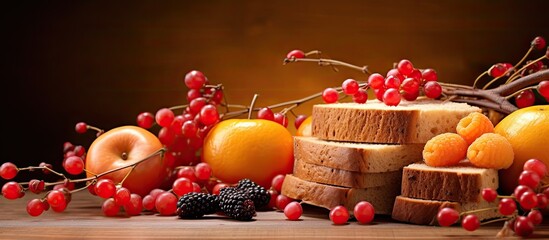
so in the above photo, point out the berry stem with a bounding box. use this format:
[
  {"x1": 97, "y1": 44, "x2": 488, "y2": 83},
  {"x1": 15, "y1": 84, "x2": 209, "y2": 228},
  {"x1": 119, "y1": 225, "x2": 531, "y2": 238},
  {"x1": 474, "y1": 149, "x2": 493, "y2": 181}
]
[
  {"x1": 247, "y1": 94, "x2": 259, "y2": 120},
  {"x1": 504, "y1": 86, "x2": 537, "y2": 99},
  {"x1": 480, "y1": 216, "x2": 513, "y2": 226},
  {"x1": 472, "y1": 71, "x2": 488, "y2": 89},
  {"x1": 459, "y1": 207, "x2": 498, "y2": 216},
  {"x1": 284, "y1": 55, "x2": 372, "y2": 75},
  {"x1": 512, "y1": 46, "x2": 535, "y2": 76},
  {"x1": 505, "y1": 55, "x2": 547, "y2": 84},
  {"x1": 18, "y1": 166, "x2": 66, "y2": 179}
]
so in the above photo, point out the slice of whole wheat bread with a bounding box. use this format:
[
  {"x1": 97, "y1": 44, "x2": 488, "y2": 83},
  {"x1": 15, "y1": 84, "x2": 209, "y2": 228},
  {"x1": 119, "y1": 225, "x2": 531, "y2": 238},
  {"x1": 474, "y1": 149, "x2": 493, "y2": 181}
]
[
  {"x1": 281, "y1": 174, "x2": 400, "y2": 215},
  {"x1": 391, "y1": 195, "x2": 501, "y2": 225},
  {"x1": 294, "y1": 136, "x2": 423, "y2": 173},
  {"x1": 401, "y1": 162, "x2": 498, "y2": 203},
  {"x1": 293, "y1": 159, "x2": 401, "y2": 188},
  {"x1": 312, "y1": 99, "x2": 481, "y2": 144}
]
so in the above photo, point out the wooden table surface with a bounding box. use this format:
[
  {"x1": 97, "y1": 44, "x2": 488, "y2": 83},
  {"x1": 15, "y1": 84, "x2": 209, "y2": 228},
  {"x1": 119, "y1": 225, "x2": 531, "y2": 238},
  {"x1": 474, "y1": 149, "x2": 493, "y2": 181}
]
[{"x1": 0, "y1": 192, "x2": 547, "y2": 239}]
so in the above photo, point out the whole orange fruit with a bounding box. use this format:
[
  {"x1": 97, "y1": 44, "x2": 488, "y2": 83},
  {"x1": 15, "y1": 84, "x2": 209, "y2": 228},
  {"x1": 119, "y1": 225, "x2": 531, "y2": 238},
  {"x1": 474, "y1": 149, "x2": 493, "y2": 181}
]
[
  {"x1": 202, "y1": 119, "x2": 294, "y2": 188},
  {"x1": 86, "y1": 126, "x2": 172, "y2": 196},
  {"x1": 296, "y1": 116, "x2": 312, "y2": 137},
  {"x1": 495, "y1": 105, "x2": 549, "y2": 194}
]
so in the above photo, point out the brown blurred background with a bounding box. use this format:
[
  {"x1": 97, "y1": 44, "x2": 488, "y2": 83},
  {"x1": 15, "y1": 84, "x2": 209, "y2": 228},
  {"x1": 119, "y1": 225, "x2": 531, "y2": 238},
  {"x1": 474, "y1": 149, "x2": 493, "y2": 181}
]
[{"x1": 2, "y1": 1, "x2": 549, "y2": 180}]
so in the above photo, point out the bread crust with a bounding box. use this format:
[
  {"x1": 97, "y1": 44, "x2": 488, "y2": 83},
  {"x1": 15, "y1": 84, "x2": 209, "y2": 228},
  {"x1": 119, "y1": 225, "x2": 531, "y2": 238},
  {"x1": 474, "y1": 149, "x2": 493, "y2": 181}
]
[
  {"x1": 294, "y1": 136, "x2": 423, "y2": 173},
  {"x1": 400, "y1": 163, "x2": 498, "y2": 203},
  {"x1": 391, "y1": 196, "x2": 501, "y2": 225},
  {"x1": 281, "y1": 174, "x2": 399, "y2": 214},
  {"x1": 312, "y1": 100, "x2": 481, "y2": 144},
  {"x1": 293, "y1": 159, "x2": 402, "y2": 188}
]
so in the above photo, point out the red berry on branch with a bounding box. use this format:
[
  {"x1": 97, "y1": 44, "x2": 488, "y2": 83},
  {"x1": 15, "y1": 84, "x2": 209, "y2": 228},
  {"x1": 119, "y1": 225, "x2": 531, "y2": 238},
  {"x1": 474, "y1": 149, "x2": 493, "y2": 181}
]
[
  {"x1": 286, "y1": 50, "x2": 305, "y2": 59},
  {"x1": 257, "y1": 107, "x2": 275, "y2": 121},
  {"x1": 514, "y1": 185, "x2": 533, "y2": 200},
  {"x1": 29, "y1": 179, "x2": 45, "y2": 194},
  {"x1": 531, "y1": 36, "x2": 546, "y2": 50},
  {"x1": 368, "y1": 73, "x2": 385, "y2": 89},
  {"x1": 95, "y1": 179, "x2": 116, "y2": 199},
  {"x1": 527, "y1": 209, "x2": 543, "y2": 226},
  {"x1": 64, "y1": 156, "x2": 84, "y2": 175},
  {"x1": 39, "y1": 162, "x2": 53, "y2": 174},
  {"x1": 519, "y1": 170, "x2": 541, "y2": 189},
  {"x1": 172, "y1": 177, "x2": 193, "y2": 197},
  {"x1": 102, "y1": 198, "x2": 120, "y2": 217},
  {"x1": 2, "y1": 182, "x2": 23, "y2": 200},
  {"x1": 199, "y1": 105, "x2": 219, "y2": 126},
  {"x1": 514, "y1": 216, "x2": 535, "y2": 237},
  {"x1": 519, "y1": 191, "x2": 538, "y2": 210},
  {"x1": 0, "y1": 162, "x2": 18, "y2": 180},
  {"x1": 294, "y1": 115, "x2": 308, "y2": 129},
  {"x1": 322, "y1": 88, "x2": 339, "y2": 104},
  {"x1": 184, "y1": 70, "x2": 207, "y2": 90},
  {"x1": 195, "y1": 162, "x2": 212, "y2": 181},
  {"x1": 401, "y1": 78, "x2": 420, "y2": 94},
  {"x1": 267, "y1": 189, "x2": 278, "y2": 210},
  {"x1": 387, "y1": 69, "x2": 404, "y2": 81},
  {"x1": 189, "y1": 97, "x2": 208, "y2": 115},
  {"x1": 384, "y1": 75, "x2": 401, "y2": 89},
  {"x1": 158, "y1": 127, "x2": 176, "y2": 146},
  {"x1": 481, "y1": 188, "x2": 498, "y2": 202},
  {"x1": 27, "y1": 199, "x2": 46, "y2": 217},
  {"x1": 537, "y1": 81, "x2": 549, "y2": 99},
  {"x1": 498, "y1": 198, "x2": 517, "y2": 215},
  {"x1": 271, "y1": 174, "x2": 285, "y2": 193},
  {"x1": 114, "y1": 187, "x2": 131, "y2": 206},
  {"x1": 461, "y1": 214, "x2": 480, "y2": 231},
  {"x1": 75, "y1": 122, "x2": 88, "y2": 134},
  {"x1": 408, "y1": 69, "x2": 422, "y2": 82},
  {"x1": 155, "y1": 108, "x2": 175, "y2": 128},
  {"x1": 383, "y1": 88, "x2": 401, "y2": 106},
  {"x1": 402, "y1": 90, "x2": 419, "y2": 101},
  {"x1": 274, "y1": 113, "x2": 289, "y2": 127},
  {"x1": 142, "y1": 195, "x2": 156, "y2": 211},
  {"x1": 123, "y1": 194, "x2": 143, "y2": 216},
  {"x1": 374, "y1": 88, "x2": 385, "y2": 101},
  {"x1": 437, "y1": 207, "x2": 460, "y2": 227},
  {"x1": 46, "y1": 190, "x2": 66, "y2": 207},
  {"x1": 63, "y1": 142, "x2": 75, "y2": 153},
  {"x1": 342, "y1": 79, "x2": 359, "y2": 95},
  {"x1": 352, "y1": 89, "x2": 368, "y2": 104},
  {"x1": 354, "y1": 201, "x2": 375, "y2": 224},
  {"x1": 424, "y1": 81, "x2": 442, "y2": 99},
  {"x1": 397, "y1": 59, "x2": 414, "y2": 75},
  {"x1": 137, "y1": 112, "x2": 155, "y2": 129},
  {"x1": 186, "y1": 89, "x2": 202, "y2": 102},
  {"x1": 422, "y1": 69, "x2": 438, "y2": 82},
  {"x1": 155, "y1": 192, "x2": 178, "y2": 216},
  {"x1": 488, "y1": 63, "x2": 507, "y2": 78},
  {"x1": 537, "y1": 193, "x2": 548, "y2": 209},
  {"x1": 515, "y1": 90, "x2": 535, "y2": 109},
  {"x1": 181, "y1": 120, "x2": 198, "y2": 138}
]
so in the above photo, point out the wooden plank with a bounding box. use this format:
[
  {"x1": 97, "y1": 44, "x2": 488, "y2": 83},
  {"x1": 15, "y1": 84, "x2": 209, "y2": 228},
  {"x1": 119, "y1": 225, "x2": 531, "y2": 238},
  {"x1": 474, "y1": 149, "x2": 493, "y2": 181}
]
[{"x1": 0, "y1": 192, "x2": 546, "y2": 239}]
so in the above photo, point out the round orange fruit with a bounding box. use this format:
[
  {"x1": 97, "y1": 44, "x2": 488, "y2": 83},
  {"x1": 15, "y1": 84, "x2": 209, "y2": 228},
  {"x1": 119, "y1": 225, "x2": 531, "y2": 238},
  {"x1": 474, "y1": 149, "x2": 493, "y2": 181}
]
[
  {"x1": 202, "y1": 119, "x2": 294, "y2": 188},
  {"x1": 296, "y1": 116, "x2": 312, "y2": 137},
  {"x1": 495, "y1": 105, "x2": 549, "y2": 194}
]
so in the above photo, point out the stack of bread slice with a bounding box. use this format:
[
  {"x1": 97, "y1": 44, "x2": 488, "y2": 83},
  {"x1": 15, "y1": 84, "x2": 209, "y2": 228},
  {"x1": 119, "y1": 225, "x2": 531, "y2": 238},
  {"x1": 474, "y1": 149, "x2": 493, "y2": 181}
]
[
  {"x1": 392, "y1": 162, "x2": 501, "y2": 225},
  {"x1": 281, "y1": 99, "x2": 481, "y2": 214}
]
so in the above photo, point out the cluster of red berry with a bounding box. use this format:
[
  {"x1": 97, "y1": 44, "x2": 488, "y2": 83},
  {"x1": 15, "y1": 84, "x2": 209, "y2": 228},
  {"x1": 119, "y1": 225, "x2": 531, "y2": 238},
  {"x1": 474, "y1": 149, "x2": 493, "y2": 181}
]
[
  {"x1": 475, "y1": 36, "x2": 548, "y2": 108},
  {"x1": 437, "y1": 159, "x2": 548, "y2": 237},
  {"x1": 286, "y1": 50, "x2": 442, "y2": 106}
]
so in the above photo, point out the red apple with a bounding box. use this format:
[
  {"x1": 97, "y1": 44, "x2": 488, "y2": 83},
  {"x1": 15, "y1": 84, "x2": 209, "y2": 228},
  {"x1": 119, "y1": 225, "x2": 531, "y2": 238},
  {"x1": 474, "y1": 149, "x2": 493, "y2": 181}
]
[{"x1": 86, "y1": 126, "x2": 171, "y2": 196}]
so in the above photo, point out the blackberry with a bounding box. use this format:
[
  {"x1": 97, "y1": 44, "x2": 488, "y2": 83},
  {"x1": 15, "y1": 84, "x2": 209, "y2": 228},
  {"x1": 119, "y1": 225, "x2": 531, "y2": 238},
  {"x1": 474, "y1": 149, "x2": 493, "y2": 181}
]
[
  {"x1": 219, "y1": 187, "x2": 255, "y2": 221},
  {"x1": 176, "y1": 192, "x2": 220, "y2": 219},
  {"x1": 235, "y1": 179, "x2": 270, "y2": 208}
]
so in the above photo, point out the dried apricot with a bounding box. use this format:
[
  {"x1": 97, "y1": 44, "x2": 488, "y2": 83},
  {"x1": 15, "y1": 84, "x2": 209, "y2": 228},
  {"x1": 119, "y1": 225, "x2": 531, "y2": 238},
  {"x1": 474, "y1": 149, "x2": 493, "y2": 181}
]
[
  {"x1": 423, "y1": 133, "x2": 468, "y2": 167},
  {"x1": 467, "y1": 133, "x2": 514, "y2": 169},
  {"x1": 456, "y1": 112, "x2": 494, "y2": 145}
]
